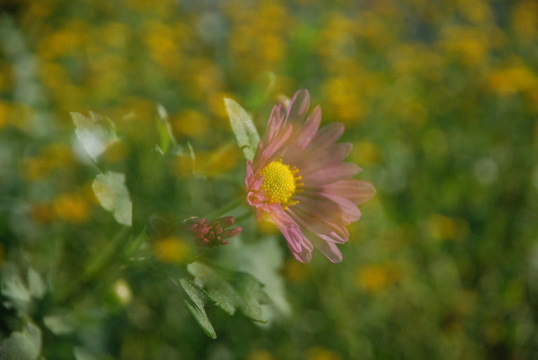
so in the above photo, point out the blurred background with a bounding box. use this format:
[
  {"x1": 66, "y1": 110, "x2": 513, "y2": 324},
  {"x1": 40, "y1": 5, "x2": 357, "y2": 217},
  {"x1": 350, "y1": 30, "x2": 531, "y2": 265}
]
[{"x1": 1, "y1": 0, "x2": 538, "y2": 359}]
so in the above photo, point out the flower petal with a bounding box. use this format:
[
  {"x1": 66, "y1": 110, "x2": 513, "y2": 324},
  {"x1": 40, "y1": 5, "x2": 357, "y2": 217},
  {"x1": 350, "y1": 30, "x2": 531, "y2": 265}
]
[
  {"x1": 314, "y1": 235, "x2": 343, "y2": 263},
  {"x1": 265, "y1": 103, "x2": 286, "y2": 143},
  {"x1": 320, "y1": 193, "x2": 362, "y2": 223},
  {"x1": 286, "y1": 89, "x2": 310, "y2": 124},
  {"x1": 287, "y1": 208, "x2": 344, "y2": 263},
  {"x1": 322, "y1": 179, "x2": 376, "y2": 205},
  {"x1": 303, "y1": 162, "x2": 361, "y2": 186},
  {"x1": 268, "y1": 204, "x2": 313, "y2": 263},
  {"x1": 296, "y1": 142, "x2": 353, "y2": 175}
]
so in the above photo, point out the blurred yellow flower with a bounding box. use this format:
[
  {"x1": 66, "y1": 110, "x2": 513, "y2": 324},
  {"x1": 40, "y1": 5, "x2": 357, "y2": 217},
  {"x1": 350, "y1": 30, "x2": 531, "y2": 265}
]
[
  {"x1": 355, "y1": 263, "x2": 399, "y2": 293},
  {"x1": 427, "y1": 214, "x2": 469, "y2": 241},
  {"x1": 20, "y1": 157, "x2": 49, "y2": 182},
  {"x1": 0, "y1": 102, "x2": 8, "y2": 130},
  {"x1": 440, "y1": 26, "x2": 489, "y2": 66},
  {"x1": 38, "y1": 27, "x2": 83, "y2": 60},
  {"x1": 173, "y1": 109, "x2": 209, "y2": 138},
  {"x1": 43, "y1": 143, "x2": 75, "y2": 169},
  {"x1": 98, "y1": 141, "x2": 127, "y2": 164},
  {"x1": 153, "y1": 236, "x2": 191, "y2": 264},
  {"x1": 256, "y1": 216, "x2": 279, "y2": 235},
  {"x1": 197, "y1": 145, "x2": 240, "y2": 177},
  {"x1": 143, "y1": 22, "x2": 180, "y2": 71},
  {"x1": 322, "y1": 76, "x2": 364, "y2": 124},
  {"x1": 456, "y1": 0, "x2": 493, "y2": 24},
  {"x1": 174, "y1": 145, "x2": 238, "y2": 178},
  {"x1": 208, "y1": 91, "x2": 235, "y2": 120},
  {"x1": 306, "y1": 346, "x2": 342, "y2": 360},
  {"x1": 53, "y1": 193, "x2": 91, "y2": 223},
  {"x1": 282, "y1": 258, "x2": 310, "y2": 283},
  {"x1": 31, "y1": 203, "x2": 54, "y2": 224},
  {"x1": 487, "y1": 65, "x2": 538, "y2": 97},
  {"x1": 226, "y1": 1, "x2": 289, "y2": 77},
  {"x1": 351, "y1": 141, "x2": 380, "y2": 166},
  {"x1": 512, "y1": 1, "x2": 538, "y2": 41},
  {"x1": 247, "y1": 349, "x2": 274, "y2": 360}
]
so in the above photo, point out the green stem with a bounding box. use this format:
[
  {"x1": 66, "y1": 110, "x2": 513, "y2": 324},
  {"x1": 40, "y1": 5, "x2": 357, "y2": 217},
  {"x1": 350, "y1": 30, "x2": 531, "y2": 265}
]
[
  {"x1": 56, "y1": 226, "x2": 130, "y2": 304},
  {"x1": 205, "y1": 197, "x2": 242, "y2": 220},
  {"x1": 123, "y1": 226, "x2": 148, "y2": 260},
  {"x1": 233, "y1": 211, "x2": 253, "y2": 224}
]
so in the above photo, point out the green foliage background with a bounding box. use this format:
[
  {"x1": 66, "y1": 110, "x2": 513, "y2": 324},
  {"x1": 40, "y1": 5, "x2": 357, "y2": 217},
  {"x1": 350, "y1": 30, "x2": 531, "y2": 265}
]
[{"x1": 1, "y1": 0, "x2": 538, "y2": 359}]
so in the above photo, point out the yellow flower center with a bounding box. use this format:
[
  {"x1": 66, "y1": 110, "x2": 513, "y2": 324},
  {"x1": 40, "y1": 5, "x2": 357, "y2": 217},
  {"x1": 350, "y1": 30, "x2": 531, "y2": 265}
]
[{"x1": 260, "y1": 160, "x2": 302, "y2": 208}]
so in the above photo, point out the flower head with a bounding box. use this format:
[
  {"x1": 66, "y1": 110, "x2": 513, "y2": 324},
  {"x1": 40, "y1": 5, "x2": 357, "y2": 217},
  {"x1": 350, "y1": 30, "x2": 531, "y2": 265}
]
[
  {"x1": 185, "y1": 216, "x2": 242, "y2": 247},
  {"x1": 245, "y1": 90, "x2": 375, "y2": 263},
  {"x1": 147, "y1": 215, "x2": 241, "y2": 264}
]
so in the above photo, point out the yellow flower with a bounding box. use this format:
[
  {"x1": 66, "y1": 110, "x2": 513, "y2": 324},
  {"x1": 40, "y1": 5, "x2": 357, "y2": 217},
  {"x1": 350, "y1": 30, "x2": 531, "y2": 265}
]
[
  {"x1": 440, "y1": 25, "x2": 490, "y2": 66},
  {"x1": 153, "y1": 236, "x2": 191, "y2": 264},
  {"x1": 282, "y1": 258, "x2": 310, "y2": 283},
  {"x1": 306, "y1": 346, "x2": 342, "y2": 360},
  {"x1": 427, "y1": 214, "x2": 469, "y2": 241},
  {"x1": 512, "y1": 1, "x2": 538, "y2": 41},
  {"x1": 53, "y1": 193, "x2": 91, "y2": 223},
  {"x1": 20, "y1": 158, "x2": 49, "y2": 182},
  {"x1": 322, "y1": 76, "x2": 364, "y2": 124},
  {"x1": 355, "y1": 263, "x2": 399, "y2": 293},
  {"x1": 455, "y1": 0, "x2": 493, "y2": 24},
  {"x1": 487, "y1": 65, "x2": 538, "y2": 97},
  {"x1": 31, "y1": 203, "x2": 54, "y2": 224},
  {"x1": 247, "y1": 349, "x2": 274, "y2": 360},
  {"x1": 351, "y1": 141, "x2": 380, "y2": 166},
  {"x1": 0, "y1": 102, "x2": 8, "y2": 130}
]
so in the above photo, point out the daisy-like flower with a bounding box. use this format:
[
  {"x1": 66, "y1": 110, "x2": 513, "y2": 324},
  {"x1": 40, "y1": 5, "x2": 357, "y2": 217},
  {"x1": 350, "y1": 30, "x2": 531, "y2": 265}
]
[{"x1": 245, "y1": 90, "x2": 375, "y2": 263}]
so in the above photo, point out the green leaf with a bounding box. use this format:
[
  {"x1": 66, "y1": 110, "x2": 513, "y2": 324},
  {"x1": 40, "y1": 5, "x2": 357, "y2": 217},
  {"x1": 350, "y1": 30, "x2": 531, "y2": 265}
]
[
  {"x1": 71, "y1": 111, "x2": 118, "y2": 161},
  {"x1": 233, "y1": 272, "x2": 268, "y2": 321},
  {"x1": 73, "y1": 347, "x2": 97, "y2": 360},
  {"x1": 1, "y1": 263, "x2": 31, "y2": 311},
  {"x1": 92, "y1": 171, "x2": 132, "y2": 226},
  {"x1": 187, "y1": 262, "x2": 238, "y2": 316},
  {"x1": 0, "y1": 322, "x2": 42, "y2": 360},
  {"x1": 43, "y1": 314, "x2": 74, "y2": 335},
  {"x1": 215, "y1": 236, "x2": 290, "y2": 322},
  {"x1": 224, "y1": 98, "x2": 260, "y2": 160},
  {"x1": 27, "y1": 268, "x2": 46, "y2": 299},
  {"x1": 187, "y1": 262, "x2": 269, "y2": 322},
  {"x1": 178, "y1": 278, "x2": 217, "y2": 339},
  {"x1": 155, "y1": 104, "x2": 178, "y2": 155}
]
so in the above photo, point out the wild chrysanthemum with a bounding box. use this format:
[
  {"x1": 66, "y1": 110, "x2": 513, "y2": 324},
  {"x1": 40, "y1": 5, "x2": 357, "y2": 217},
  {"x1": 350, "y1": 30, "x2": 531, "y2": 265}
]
[{"x1": 245, "y1": 90, "x2": 375, "y2": 263}]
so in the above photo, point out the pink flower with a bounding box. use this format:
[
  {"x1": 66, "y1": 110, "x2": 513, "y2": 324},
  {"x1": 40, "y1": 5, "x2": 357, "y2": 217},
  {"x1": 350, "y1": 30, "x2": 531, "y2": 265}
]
[
  {"x1": 245, "y1": 90, "x2": 375, "y2": 263},
  {"x1": 185, "y1": 216, "x2": 242, "y2": 247}
]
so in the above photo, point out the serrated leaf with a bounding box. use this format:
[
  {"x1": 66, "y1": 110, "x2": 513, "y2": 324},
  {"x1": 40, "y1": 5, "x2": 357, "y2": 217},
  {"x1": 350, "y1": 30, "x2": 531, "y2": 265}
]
[
  {"x1": 187, "y1": 262, "x2": 239, "y2": 316},
  {"x1": 187, "y1": 262, "x2": 269, "y2": 322},
  {"x1": 0, "y1": 322, "x2": 41, "y2": 360},
  {"x1": 215, "y1": 236, "x2": 290, "y2": 322},
  {"x1": 178, "y1": 278, "x2": 217, "y2": 339},
  {"x1": 92, "y1": 172, "x2": 132, "y2": 226},
  {"x1": 224, "y1": 98, "x2": 260, "y2": 160},
  {"x1": 233, "y1": 272, "x2": 268, "y2": 321},
  {"x1": 71, "y1": 112, "x2": 117, "y2": 161}
]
